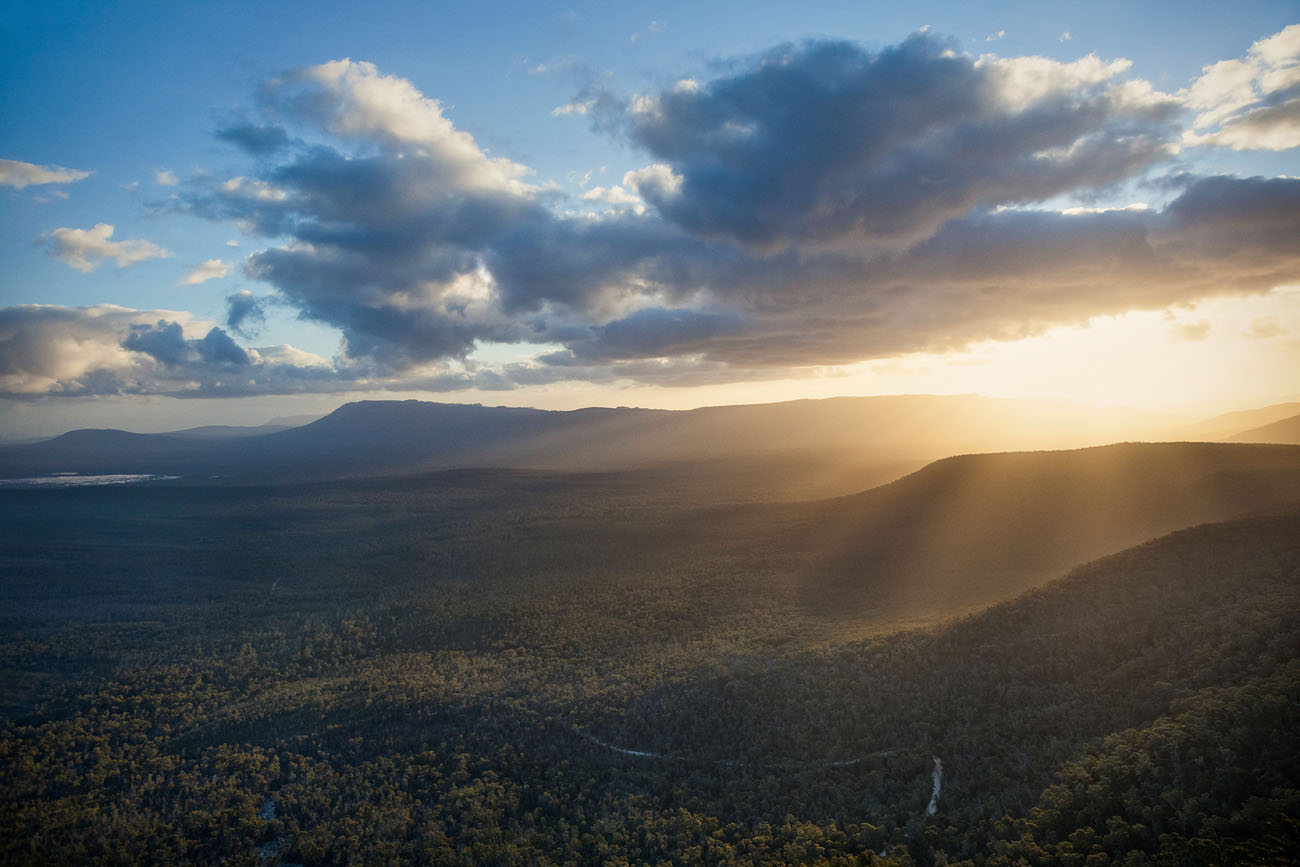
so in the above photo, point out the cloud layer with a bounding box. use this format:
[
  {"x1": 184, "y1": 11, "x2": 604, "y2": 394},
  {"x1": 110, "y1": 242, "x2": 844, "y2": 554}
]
[{"x1": 8, "y1": 29, "x2": 1300, "y2": 398}]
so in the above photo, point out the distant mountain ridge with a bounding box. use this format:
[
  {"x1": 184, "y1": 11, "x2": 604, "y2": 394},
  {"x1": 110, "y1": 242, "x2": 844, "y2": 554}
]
[
  {"x1": 0, "y1": 395, "x2": 1171, "y2": 483},
  {"x1": 1179, "y1": 401, "x2": 1300, "y2": 440},
  {"x1": 1222, "y1": 411, "x2": 1300, "y2": 445}
]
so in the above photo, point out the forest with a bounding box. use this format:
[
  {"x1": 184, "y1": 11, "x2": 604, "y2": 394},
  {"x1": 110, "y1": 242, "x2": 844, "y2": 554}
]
[{"x1": 1, "y1": 442, "x2": 1298, "y2": 865}]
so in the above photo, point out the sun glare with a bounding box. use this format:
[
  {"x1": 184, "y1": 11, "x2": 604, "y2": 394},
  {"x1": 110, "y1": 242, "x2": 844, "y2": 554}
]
[{"x1": 827, "y1": 288, "x2": 1300, "y2": 411}]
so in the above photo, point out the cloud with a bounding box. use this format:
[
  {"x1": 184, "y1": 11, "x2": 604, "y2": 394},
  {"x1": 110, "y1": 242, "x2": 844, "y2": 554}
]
[
  {"x1": 262, "y1": 58, "x2": 534, "y2": 194},
  {"x1": 601, "y1": 37, "x2": 1179, "y2": 247},
  {"x1": 528, "y1": 57, "x2": 580, "y2": 76},
  {"x1": 216, "y1": 122, "x2": 292, "y2": 154},
  {"x1": 630, "y1": 19, "x2": 666, "y2": 43},
  {"x1": 42, "y1": 223, "x2": 172, "y2": 272},
  {"x1": 569, "y1": 307, "x2": 746, "y2": 361},
  {"x1": 1185, "y1": 93, "x2": 1300, "y2": 151},
  {"x1": 552, "y1": 98, "x2": 596, "y2": 116},
  {"x1": 225, "y1": 290, "x2": 266, "y2": 336},
  {"x1": 154, "y1": 169, "x2": 178, "y2": 186},
  {"x1": 1059, "y1": 31, "x2": 1071, "y2": 43},
  {"x1": 581, "y1": 183, "x2": 643, "y2": 210},
  {"x1": 0, "y1": 304, "x2": 335, "y2": 398},
  {"x1": 0, "y1": 158, "x2": 92, "y2": 189},
  {"x1": 179, "y1": 259, "x2": 231, "y2": 286},
  {"x1": 147, "y1": 42, "x2": 1300, "y2": 395},
  {"x1": 1246, "y1": 316, "x2": 1284, "y2": 339},
  {"x1": 124, "y1": 319, "x2": 245, "y2": 366},
  {"x1": 1168, "y1": 319, "x2": 1211, "y2": 342},
  {"x1": 1182, "y1": 24, "x2": 1300, "y2": 150}
]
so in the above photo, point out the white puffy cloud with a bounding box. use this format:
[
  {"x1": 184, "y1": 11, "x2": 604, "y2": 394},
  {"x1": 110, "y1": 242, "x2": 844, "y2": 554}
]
[
  {"x1": 0, "y1": 305, "x2": 148, "y2": 395},
  {"x1": 975, "y1": 52, "x2": 1140, "y2": 111},
  {"x1": 179, "y1": 259, "x2": 231, "y2": 286},
  {"x1": 582, "y1": 184, "x2": 644, "y2": 210},
  {"x1": 270, "y1": 59, "x2": 534, "y2": 194},
  {"x1": 622, "y1": 163, "x2": 681, "y2": 201},
  {"x1": 0, "y1": 158, "x2": 92, "y2": 189},
  {"x1": 42, "y1": 224, "x2": 172, "y2": 272},
  {"x1": 1183, "y1": 24, "x2": 1300, "y2": 151},
  {"x1": 248, "y1": 343, "x2": 330, "y2": 369},
  {"x1": 221, "y1": 176, "x2": 289, "y2": 201},
  {"x1": 0, "y1": 305, "x2": 338, "y2": 398},
  {"x1": 552, "y1": 98, "x2": 596, "y2": 116},
  {"x1": 154, "y1": 169, "x2": 178, "y2": 186}
]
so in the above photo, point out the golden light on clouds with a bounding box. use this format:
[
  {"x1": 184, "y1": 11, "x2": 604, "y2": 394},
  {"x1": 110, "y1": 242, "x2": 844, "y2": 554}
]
[{"x1": 518, "y1": 288, "x2": 1300, "y2": 415}]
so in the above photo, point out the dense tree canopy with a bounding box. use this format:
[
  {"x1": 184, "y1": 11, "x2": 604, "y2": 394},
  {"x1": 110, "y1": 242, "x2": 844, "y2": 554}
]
[{"x1": 1, "y1": 463, "x2": 1297, "y2": 864}]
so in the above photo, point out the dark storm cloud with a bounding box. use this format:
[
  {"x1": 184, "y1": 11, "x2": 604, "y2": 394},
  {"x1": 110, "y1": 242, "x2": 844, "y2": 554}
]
[
  {"x1": 567, "y1": 307, "x2": 749, "y2": 361},
  {"x1": 196, "y1": 327, "x2": 251, "y2": 366},
  {"x1": 124, "y1": 320, "x2": 252, "y2": 368},
  {"x1": 606, "y1": 36, "x2": 1180, "y2": 247},
  {"x1": 484, "y1": 211, "x2": 704, "y2": 315},
  {"x1": 122, "y1": 320, "x2": 194, "y2": 366},
  {"x1": 225, "y1": 290, "x2": 266, "y2": 336},
  {"x1": 244, "y1": 241, "x2": 516, "y2": 366}
]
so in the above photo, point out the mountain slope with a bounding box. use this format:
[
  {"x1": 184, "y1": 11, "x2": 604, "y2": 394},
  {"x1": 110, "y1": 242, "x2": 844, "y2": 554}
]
[
  {"x1": 1222, "y1": 410, "x2": 1300, "y2": 444},
  {"x1": 588, "y1": 510, "x2": 1300, "y2": 861},
  {"x1": 796, "y1": 441, "x2": 1300, "y2": 619},
  {"x1": 1178, "y1": 401, "x2": 1300, "y2": 440}
]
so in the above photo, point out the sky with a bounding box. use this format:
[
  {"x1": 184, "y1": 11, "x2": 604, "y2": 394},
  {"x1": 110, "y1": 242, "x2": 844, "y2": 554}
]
[{"x1": 2, "y1": 0, "x2": 1299, "y2": 438}]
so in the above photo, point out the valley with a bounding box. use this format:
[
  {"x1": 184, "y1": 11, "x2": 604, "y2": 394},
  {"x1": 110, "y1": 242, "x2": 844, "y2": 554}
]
[{"x1": 2, "y1": 402, "x2": 1298, "y2": 864}]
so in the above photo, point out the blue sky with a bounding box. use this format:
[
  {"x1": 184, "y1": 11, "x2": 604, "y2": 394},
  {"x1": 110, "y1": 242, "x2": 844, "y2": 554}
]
[{"x1": 2, "y1": 1, "x2": 1298, "y2": 436}]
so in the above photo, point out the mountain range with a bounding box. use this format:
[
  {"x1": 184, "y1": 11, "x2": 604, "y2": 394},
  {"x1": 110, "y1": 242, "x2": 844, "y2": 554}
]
[{"x1": 3, "y1": 394, "x2": 1289, "y2": 485}]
